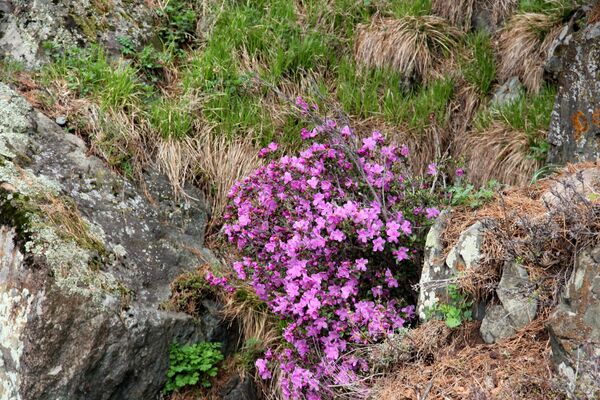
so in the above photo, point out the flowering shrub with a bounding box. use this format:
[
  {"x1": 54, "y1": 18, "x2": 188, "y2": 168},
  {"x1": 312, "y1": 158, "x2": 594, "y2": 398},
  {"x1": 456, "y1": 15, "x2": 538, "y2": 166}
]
[{"x1": 222, "y1": 113, "x2": 450, "y2": 399}]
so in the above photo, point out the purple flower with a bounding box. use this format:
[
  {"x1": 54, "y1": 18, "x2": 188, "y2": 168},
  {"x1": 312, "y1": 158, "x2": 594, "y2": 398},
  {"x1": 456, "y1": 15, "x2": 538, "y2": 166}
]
[
  {"x1": 340, "y1": 125, "x2": 352, "y2": 137},
  {"x1": 256, "y1": 359, "x2": 272, "y2": 379},
  {"x1": 400, "y1": 145, "x2": 410, "y2": 157},
  {"x1": 296, "y1": 96, "x2": 309, "y2": 114},
  {"x1": 425, "y1": 207, "x2": 440, "y2": 219},
  {"x1": 222, "y1": 119, "x2": 447, "y2": 398},
  {"x1": 393, "y1": 247, "x2": 409, "y2": 262},
  {"x1": 427, "y1": 163, "x2": 437, "y2": 176},
  {"x1": 362, "y1": 136, "x2": 377, "y2": 151},
  {"x1": 372, "y1": 237, "x2": 386, "y2": 252},
  {"x1": 455, "y1": 168, "x2": 465, "y2": 177}
]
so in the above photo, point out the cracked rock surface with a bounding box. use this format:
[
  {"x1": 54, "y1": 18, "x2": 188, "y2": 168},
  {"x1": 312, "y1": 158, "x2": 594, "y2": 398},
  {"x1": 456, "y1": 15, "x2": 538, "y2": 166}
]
[{"x1": 0, "y1": 82, "x2": 233, "y2": 400}]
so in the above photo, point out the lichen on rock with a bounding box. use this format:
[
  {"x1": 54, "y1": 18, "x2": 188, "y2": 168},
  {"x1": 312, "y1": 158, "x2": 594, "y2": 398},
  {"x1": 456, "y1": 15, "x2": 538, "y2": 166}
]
[
  {"x1": 0, "y1": 82, "x2": 232, "y2": 399},
  {"x1": 0, "y1": 0, "x2": 155, "y2": 68}
]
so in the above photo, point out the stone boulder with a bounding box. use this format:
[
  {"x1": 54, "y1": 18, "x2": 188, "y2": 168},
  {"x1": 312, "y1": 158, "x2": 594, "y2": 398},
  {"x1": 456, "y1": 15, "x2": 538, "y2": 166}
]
[
  {"x1": 417, "y1": 211, "x2": 484, "y2": 320},
  {"x1": 547, "y1": 21, "x2": 600, "y2": 164},
  {"x1": 541, "y1": 166, "x2": 600, "y2": 207},
  {"x1": 0, "y1": 0, "x2": 155, "y2": 68},
  {"x1": 480, "y1": 260, "x2": 538, "y2": 344},
  {"x1": 548, "y1": 246, "x2": 600, "y2": 399},
  {"x1": 0, "y1": 82, "x2": 233, "y2": 400},
  {"x1": 491, "y1": 76, "x2": 523, "y2": 107}
]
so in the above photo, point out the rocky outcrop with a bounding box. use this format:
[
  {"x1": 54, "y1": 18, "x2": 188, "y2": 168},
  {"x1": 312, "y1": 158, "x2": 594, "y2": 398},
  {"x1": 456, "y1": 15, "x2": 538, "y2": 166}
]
[
  {"x1": 419, "y1": 166, "x2": 600, "y2": 396},
  {"x1": 548, "y1": 246, "x2": 600, "y2": 399},
  {"x1": 547, "y1": 21, "x2": 600, "y2": 164},
  {"x1": 0, "y1": 82, "x2": 232, "y2": 400},
  {"x1": 221, "y1": 374, "x2": 258, "y2": 400},
  {"x1": 417, "y1": 212, "x2": 483, "y2": 320},
  {"x1": 0, "y1": 0, "x2": 155, "y2": 68},
  {"x1": 418, "y1": 212, "x2": 538, "y2": 343},
  {"x1": 480, "y1": 260, "x2": 537, "y2": 343}
]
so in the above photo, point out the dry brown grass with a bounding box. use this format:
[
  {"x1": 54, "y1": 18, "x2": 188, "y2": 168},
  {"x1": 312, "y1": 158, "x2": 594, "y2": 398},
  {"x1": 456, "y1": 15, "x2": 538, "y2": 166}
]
[
  {"x1": 454, "y1": 122, "x2": 543, "y2": 187},
  {"x1": 371, "y1": 317, "x2": 559, "y2": 400},
  {"x1": 497, "y1": 12, "x2": 563, "y2": 93},
  {"x1": 448, "y1": 81, "x2": 481, "y2": 135},
  {"x1": 432, "y1": 0, "x2": 475, "y2": 30},
  {"x1": 39, "y1": 194, "x2": 106, "y2": 254},
  {"x1": 156, "y1": 136, "x2": 198, "y2": 197},
  {"x1": 490, "y1": 0, "x2": 519, "y2": 26},
  {"x1": 188, "y1": 129, "x2": 262, "y2": 232},
  {"x1": 354, "y1": 16, "x2": 462, "y2": 81}
]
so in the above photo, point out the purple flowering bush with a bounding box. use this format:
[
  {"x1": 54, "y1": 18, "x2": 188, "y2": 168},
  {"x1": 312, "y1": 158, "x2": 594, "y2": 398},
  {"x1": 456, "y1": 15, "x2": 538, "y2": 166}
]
[{"x1": 221, "y1": 112, "x2": 449, "y2": 399}]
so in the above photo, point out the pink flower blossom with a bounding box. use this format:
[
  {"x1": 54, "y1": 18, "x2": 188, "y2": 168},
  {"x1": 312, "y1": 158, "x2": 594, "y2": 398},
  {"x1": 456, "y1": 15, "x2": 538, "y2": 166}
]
[
  {"x1": 256, "y1": 359, "x2": 272, "y2": 379},
  {"x1": 393, "y1": 247, "x2": 409, "y2": 262},
  {"x1": 425, "y1": 207, "x2": 440, "y2": 219},
  {"x1": 427, "y1": 163, "x2": 438, "y2": 176}
]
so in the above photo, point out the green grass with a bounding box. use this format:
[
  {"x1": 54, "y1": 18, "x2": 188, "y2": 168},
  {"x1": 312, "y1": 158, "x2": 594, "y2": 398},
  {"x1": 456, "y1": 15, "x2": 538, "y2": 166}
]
[
  {"x1": 389, "y1": 0, "x2": 432, "y2": 18},
  {"x1": 336, "y1": 57, "x2": 407, "y2": 119},
  {"x1": 475, "y1": 84, "x2": 557, "y2": 160},
  {"x1": 475, "y1": 84, "x2": 556, "y2": 134},
  {"x1": 36, "y1": 0, "x2": 464, "y2": 146},
  {"x1": 400, "y1": 77, "x2": 455, "y2": 132},
  {"x1": 149, "y1": 97, "x2": 193, "y2": 140},
  {"x1": 41, "y1": 45, "x2": 149, "y2": 111},
  {"x1": 518, "y1": 0, "x2": 573, "y2": 14},
  {"x1": 337, "y1": 58, "x2": 454, "y2": 132},
  {"x1": 462, "y1": 31, "x2": 496, "y2": 97},
  {"x1": 0, "y1": 58, "x2": 25, "y2": 84}
]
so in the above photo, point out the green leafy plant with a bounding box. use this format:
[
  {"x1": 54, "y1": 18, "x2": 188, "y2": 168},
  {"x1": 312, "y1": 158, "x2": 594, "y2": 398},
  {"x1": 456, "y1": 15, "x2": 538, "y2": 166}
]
[
  {"x1": 117, "y1": 35, "x2": 136, "y2": 57},
  {"x1": 450, "y1": 180, "x2": 498, "y2": 208},
  {"x1": 427, "y1": 284, "x2": 473, "y2": 328},
  {"x1": 164, "y1": 341, "x2": 224, "y2": 393},
  {"x1": 156, "y1": 0, "x2": 198, "y2": 48}
]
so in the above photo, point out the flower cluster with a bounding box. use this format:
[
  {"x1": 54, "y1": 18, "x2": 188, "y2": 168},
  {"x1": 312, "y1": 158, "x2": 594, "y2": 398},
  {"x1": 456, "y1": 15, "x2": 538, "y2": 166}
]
[{"x1": 223, "y1": 117, "x2": 446, "y2": 399}]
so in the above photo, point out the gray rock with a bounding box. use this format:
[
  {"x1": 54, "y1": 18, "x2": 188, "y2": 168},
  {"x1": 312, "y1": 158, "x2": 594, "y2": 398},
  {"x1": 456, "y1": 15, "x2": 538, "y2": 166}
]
[
  {"x1": 54, "y1": 116, "x2": 67, "y2": 127},
  {"x1": 548, "y1": 246, "x2": 600, "y2": 399},
  {"x1": 479, "y1": 305, "x2": 516, "y2": 344},
  {"x1": 497, "y1": 261, "x2": 537, "y2": 326},
  {"x1": 417, "y1": 210, "x2": 451, "y2": 320},
  {"x1": 480, "y1": 261, "x2": 537, "y2": 343},
  {"x1": 471, "y1": 0, "x2": 517, "y2": 34},
  {"x1": 491, "y1": 77, "x2": 523, "y2": 107},
  {"x1": 545, "y1": 24, "x2": 573, "y2": 75},
  {"x1": 220, "y1": 374, "x2": 257, "y2": 400},
  {"x1": 0, "y1": 82, "x2": 233, "y2": 400},
  {"x1": 0, "y1": 0, "x2": 155, "y2": 69},
  {"x1": 541, "y1": 167, "x2": 600, "y2": 208},
  {"x1": 547, "y1": 21, "x2": 600, "y2": 164},
  {"x1": 417, "y1": 213, "x2": 484, "y2": 320}
]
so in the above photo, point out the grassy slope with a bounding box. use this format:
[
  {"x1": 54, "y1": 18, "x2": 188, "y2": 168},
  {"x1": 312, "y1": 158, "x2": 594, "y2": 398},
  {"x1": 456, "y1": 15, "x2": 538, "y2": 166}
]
[{"x1": 0, "y1": 0, "x2": 569, "y2": 221}]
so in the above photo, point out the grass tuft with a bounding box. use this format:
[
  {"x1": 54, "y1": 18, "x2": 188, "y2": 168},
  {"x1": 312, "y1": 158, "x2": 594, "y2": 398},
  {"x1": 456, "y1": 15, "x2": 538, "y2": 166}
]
[
  {"x1": 41, "y1": 45, "x2": 149, "y2": 111},
  {"x1": 432, "y1": 0, "x2": 474, "y2": 30},
  {"x1": 354, "y1": 15, "x2": 462, "y2": 82},
  {"x1": 150, "y1": 97, "x2": 193, "y2": 140},
  {"x1": 460, "y1": 85, "x2": 557, "y2": 185},
  {"x1": 462, "y1": 31, "x2": 496, "y2": 97},
  {"x1": 497, "y1": 12, "x2": 563, "y2": 93}
]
